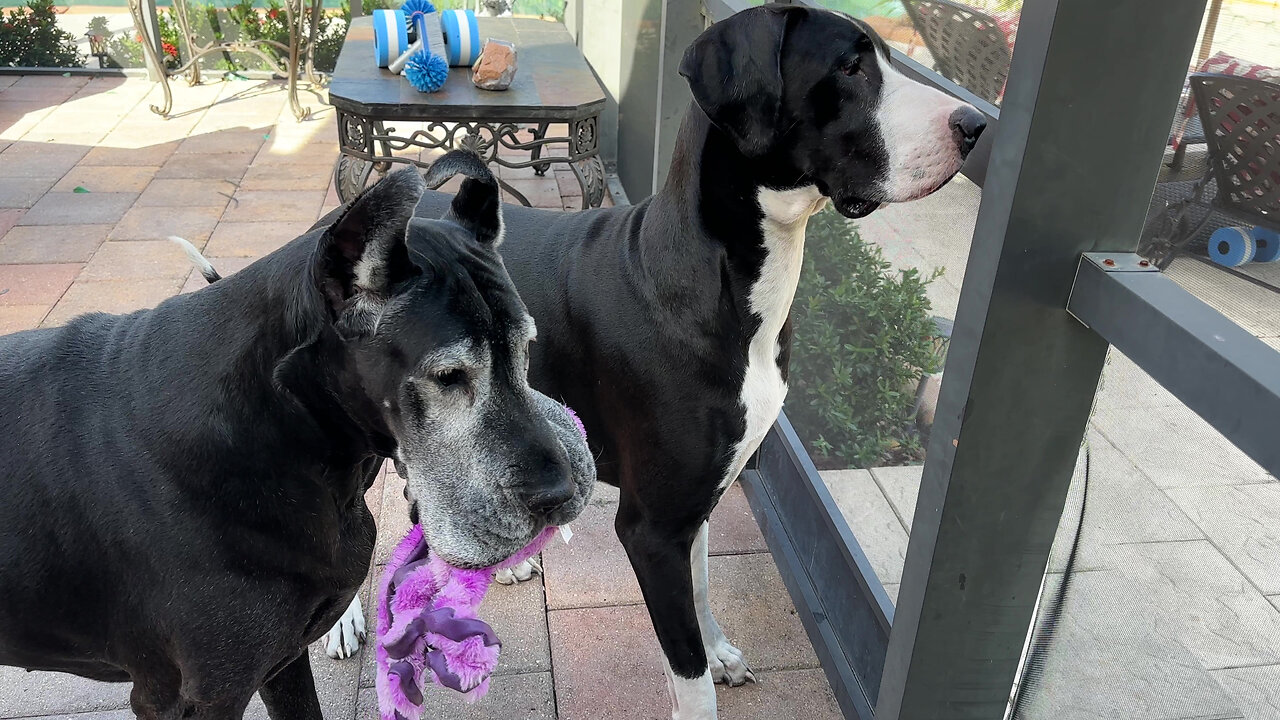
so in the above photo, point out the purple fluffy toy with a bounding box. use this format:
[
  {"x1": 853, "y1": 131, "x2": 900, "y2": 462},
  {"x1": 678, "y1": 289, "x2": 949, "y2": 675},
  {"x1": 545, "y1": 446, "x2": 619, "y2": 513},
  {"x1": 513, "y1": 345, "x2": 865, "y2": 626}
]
[{"x1": 376, "y1": 407, "x2": 587, "y2": 719}]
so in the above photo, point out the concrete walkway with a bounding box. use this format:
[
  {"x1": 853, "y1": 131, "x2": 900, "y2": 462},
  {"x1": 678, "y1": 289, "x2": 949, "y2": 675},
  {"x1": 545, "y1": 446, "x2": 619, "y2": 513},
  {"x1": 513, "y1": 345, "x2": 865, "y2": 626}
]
[
  {"x1": 0, "y1": 75, "x2": 839, "y2": 720},
  {"x1": 824, "y1": 177, "x2": 1280, "y2": 719}
]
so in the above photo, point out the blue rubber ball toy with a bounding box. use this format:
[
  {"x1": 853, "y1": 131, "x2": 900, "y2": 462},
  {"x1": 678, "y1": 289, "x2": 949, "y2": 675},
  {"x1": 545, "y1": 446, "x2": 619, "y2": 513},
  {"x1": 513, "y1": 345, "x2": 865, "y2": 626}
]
[{"x1": 405, "y1": 51, "x2": 448, "y2": 93}]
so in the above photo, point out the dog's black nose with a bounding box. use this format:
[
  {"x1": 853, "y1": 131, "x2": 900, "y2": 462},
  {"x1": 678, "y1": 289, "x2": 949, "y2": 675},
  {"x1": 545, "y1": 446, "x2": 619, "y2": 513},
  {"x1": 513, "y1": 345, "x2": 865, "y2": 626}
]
[
  {"x1": 949, "y1": 106, "x2": 987, "y2": 156},
  {"x1": 517, "y1": 453, "x2": 576, "y2": 517}
]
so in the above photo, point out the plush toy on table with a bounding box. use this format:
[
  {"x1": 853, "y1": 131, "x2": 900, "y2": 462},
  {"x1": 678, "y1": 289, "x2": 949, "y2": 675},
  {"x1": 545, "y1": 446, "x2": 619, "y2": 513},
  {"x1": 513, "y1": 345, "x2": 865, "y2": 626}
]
[{"x1": 376, "y1": 406, "x2": 588, "y2": 720}]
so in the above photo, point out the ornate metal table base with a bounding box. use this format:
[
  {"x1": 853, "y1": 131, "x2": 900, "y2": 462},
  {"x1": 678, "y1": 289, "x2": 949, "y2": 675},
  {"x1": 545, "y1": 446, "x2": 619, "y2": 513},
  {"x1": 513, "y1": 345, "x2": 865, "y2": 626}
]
[
  {"x1": 334, "y1": 112, "x2": 606, "y2": 209},
  {"x1": 128, "y1": 0, "x2": 324, "y2": 121}
]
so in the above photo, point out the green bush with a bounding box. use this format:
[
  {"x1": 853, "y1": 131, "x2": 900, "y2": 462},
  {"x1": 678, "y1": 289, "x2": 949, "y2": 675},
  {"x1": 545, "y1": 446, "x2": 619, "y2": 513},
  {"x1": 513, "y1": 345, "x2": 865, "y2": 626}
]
[
  {"x1": 0, "y1": 0, "x2": 84, "y2": 68},
  {"x1": 788, "y1": 206, "x2": 942, "y2": 469}
]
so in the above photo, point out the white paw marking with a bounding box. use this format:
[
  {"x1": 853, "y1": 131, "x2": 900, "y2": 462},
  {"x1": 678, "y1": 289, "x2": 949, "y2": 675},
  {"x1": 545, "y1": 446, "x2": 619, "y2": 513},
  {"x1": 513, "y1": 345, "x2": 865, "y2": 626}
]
[
  {"x1": 707, "y1": 638, "x2": 755, "y2": 686},
  {"x1": 494, "y1": 557, "x2": 541, "y2": 585},
  {"x1": 323, "y1": 596, "x2": 366, "y2": 660},
  {"x1": 667, "y1": 665, "x2": 717, "y2": 720}
]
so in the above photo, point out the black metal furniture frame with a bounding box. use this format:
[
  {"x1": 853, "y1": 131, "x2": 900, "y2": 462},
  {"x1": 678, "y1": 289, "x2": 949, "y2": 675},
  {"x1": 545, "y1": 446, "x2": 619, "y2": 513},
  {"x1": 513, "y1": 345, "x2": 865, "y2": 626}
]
[
  {"x1": 128, "y1": 0, "x2": 323, "y2": 120},
  {"x1": 899, "y1": 0, "x2": 1012, "y2": 106},
  {"x1": 1140, "y1": 73, "x2": 1280, "y2": 290},
  {"x1": 333, "y1": 114, "x2": 606, "y2": 208}
]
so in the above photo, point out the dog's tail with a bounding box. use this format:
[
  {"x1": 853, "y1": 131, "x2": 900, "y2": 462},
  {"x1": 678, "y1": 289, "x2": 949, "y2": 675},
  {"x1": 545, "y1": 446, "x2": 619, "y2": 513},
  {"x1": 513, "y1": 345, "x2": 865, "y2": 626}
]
[{"x1": 169, "y1": 235, "x2": 222, "y2": 284}]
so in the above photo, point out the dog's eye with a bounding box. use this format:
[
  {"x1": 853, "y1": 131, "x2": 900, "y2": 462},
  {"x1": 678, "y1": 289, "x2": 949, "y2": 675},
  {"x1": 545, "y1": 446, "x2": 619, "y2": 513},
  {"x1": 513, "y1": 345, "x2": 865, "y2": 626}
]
[
  {"x1": 841, "y1": 58, "x2": 862, "y2": 77},
  {"x1": 435, "y1": 369, "x2": 467, "y2": 388}
]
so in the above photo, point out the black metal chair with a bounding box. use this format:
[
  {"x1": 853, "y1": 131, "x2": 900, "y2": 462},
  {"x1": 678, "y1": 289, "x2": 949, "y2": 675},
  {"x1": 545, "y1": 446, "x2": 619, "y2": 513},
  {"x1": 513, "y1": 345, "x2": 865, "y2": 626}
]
[
  {"x1": 1140, "y1": 73, "x2": 1280, "y2": 279},
  {"x1": 899, "y1": 0, "x2": 1011, "y2": 106}
]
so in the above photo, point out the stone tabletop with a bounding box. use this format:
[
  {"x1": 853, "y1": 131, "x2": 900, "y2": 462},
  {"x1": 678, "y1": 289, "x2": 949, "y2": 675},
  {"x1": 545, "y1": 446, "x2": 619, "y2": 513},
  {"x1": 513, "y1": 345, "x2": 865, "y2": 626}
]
[{"x1": 329, "y1": 17, "x2": 606, "y2": 121}]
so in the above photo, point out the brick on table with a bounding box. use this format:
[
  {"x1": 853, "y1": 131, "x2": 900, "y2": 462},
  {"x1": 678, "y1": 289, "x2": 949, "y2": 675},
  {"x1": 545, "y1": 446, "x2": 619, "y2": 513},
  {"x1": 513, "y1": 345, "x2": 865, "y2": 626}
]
[
  {"x1": 222, "y1": 190, "x2": 325, "y2": 224},
  {"x1": 155, "y1": 152, "x2": 256, "y2": 181},
  {"x1": 0, "y1": 225, "x2": 109, "y2": 265},
  {"x1": 0, "y1": 305, "x2": 51, "y2": 334},
  {"x1": 0, "y1": 177, "x2": 57, "y2": 209},
  {"x1": 80, "y1": 241, "x2": 193, "y2": 284},
  {"x1": 136, "y1": 179, "x2": 238, "y2": 209},
  {"x1": 109, "y1": 205, "x2": 223, "y2": 244},
  {"x1": 355, "y1": 672, "x2": 557, "y2": 720},
  {"x1": 54, "y1": 166, "x2": 158, "y2": 195},
  {"x1": 550, "y1": 603, "x2": 668, "y2": 720},
  {"x1": 42, "y1": 277, "x2": 183, "y2": 328},
  {"x1": 203, "y1": 221, "x2": 314, "y2": 259},
  {"x1": 0, "y1": 263, "x2": 81, "y2": 306}
]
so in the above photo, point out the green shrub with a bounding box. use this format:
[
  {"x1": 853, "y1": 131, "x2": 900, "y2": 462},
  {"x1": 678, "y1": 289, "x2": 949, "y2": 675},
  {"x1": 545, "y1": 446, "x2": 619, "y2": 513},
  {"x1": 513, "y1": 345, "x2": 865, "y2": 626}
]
[
  {"x1": 788, "y1": 206, "x2": 942, "y2": 469},
  {"x1": 0, "y1": 0, "x2": 85, "y2": 68}
]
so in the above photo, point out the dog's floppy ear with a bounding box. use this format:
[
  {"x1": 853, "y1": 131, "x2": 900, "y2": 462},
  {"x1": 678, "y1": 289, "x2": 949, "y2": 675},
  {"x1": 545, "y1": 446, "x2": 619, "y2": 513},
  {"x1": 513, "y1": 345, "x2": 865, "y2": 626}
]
[
  {"x1": 679, "y1": 5, "x2": 797, "y2": 158},
  {"x1": 315, "y1": 167, "x2": 425, "y2": 324},
  {"x1": 423, "y1": 150, "x2": 503, "y2": 245}
]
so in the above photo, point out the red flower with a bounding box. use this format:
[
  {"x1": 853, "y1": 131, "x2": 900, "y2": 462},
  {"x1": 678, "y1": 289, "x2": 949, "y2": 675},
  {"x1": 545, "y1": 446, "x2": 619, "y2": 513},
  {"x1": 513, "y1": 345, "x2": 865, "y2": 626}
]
[
  {"x1": 267, "y1": 9, "x2": 278, "y2": 19},
  {"x1": 162, "y1": 41, "x2": 177, "y2": 57}
]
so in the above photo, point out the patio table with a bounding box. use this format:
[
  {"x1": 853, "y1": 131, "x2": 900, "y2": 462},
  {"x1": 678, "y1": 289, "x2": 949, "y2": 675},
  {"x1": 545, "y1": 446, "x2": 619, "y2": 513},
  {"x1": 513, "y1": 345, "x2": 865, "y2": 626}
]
[{"x1": 328, "y1": 16, "x2": 607, "y2": 208}]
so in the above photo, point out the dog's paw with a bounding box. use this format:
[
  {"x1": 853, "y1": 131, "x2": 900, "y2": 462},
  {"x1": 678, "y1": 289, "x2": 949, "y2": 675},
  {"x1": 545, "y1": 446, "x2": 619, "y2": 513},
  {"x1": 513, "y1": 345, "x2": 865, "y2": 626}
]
[
  {"x1": 707, "y1": 639, "x2": 755, "y2": 687},
  {"x1": 494, "y1": 557, "x2": 542, "y2": 585},
  {"x1": 323, "y1": 597, "x2": 366, "y2": 660}
]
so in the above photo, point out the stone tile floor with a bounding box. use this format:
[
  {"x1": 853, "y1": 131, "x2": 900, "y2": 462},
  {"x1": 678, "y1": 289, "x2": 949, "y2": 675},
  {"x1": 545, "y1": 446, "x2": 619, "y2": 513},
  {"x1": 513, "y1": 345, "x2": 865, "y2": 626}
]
[
  {"x1": 0, "y1": 75, "x2": 841, "y2": 719},
  {"x1": 823, "y1": 179, "x2": 1280, "y2": 719}
]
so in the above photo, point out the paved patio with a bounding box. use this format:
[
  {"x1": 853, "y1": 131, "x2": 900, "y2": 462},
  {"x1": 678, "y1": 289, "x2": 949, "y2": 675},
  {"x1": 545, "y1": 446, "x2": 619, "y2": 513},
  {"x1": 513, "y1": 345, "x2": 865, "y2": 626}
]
[
  {"x1": 825, "y1": 177, "x2": 1280, "y2": 719},
  {"x1": 0, "y1": 75, "x2": 841, "y2": 720}
]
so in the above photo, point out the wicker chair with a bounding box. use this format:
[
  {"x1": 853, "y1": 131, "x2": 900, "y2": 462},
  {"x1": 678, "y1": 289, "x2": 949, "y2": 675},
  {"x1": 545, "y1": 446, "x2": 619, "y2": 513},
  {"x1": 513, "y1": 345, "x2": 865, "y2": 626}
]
[
  {"x1": 1139, "y1": 73, "x2": 1280, "y2": 274},
  {"x1": 900, "y1": 0, "x2": 1011, "y2": 105}
]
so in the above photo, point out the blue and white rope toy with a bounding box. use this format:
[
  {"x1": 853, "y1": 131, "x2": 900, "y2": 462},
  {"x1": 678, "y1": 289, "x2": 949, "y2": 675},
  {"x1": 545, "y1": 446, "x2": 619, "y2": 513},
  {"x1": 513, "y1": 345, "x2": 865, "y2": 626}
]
[
  {"x1": 373, "y1": 8, "x2": 408, "y2": 68},
  {"x1": 440, "y1": 9, "x2": 481, "y2": 67}
]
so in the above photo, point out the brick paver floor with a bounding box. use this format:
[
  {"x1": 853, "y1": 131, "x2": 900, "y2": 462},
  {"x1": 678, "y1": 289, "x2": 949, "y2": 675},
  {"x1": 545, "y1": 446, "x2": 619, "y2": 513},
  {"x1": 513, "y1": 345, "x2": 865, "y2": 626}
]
[{"x1": 0, "y1": 75, "x2": 841, "y2": 720}]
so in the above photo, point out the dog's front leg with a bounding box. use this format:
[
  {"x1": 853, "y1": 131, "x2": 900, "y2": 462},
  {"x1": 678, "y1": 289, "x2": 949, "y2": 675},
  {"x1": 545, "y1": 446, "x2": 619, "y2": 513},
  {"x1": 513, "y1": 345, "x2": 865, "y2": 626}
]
[
  {"x1": 259, "y1": 650, "x2": 323, "y2": 720},
  {"x1": 617, "y1": 504, "x2": 717, "y2": 720},
  {"x1": 692, "y1": 521, "x2": 755, "y2": 686},
  {"x1": 323, "y1": 596, "x2": 366, "y2": 659}
]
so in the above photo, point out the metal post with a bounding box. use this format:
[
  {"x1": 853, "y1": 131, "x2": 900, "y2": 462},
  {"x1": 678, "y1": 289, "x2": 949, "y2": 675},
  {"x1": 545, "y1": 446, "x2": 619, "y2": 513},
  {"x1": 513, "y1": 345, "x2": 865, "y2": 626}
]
[
  {"x1": 652, "y1": 0, "x2": 702, "y2": 191},
  {"x1": 138, "y1": 0, "x2": 166, "y2": 82},
  {"x1": 875, "y1": 1, "x2": 1207, "y2": 718}
]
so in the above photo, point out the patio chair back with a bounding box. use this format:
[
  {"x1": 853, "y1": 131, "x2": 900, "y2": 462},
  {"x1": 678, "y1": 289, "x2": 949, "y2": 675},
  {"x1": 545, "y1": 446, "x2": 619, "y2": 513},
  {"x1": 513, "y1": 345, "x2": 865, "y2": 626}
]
[
  {"x1": 1190, "y1": 72, "x2": 1280, "y2": 231},
  {"x1": 900, "y1": 0, "x2": 1010, "y2": 105}
]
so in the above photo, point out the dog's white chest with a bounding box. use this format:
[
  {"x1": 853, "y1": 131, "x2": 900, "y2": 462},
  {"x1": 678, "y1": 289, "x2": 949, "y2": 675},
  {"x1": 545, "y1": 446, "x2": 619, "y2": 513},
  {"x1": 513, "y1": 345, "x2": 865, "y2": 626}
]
[{"x1": 721, "y1": 186, "x2": 824, "y2": 489}]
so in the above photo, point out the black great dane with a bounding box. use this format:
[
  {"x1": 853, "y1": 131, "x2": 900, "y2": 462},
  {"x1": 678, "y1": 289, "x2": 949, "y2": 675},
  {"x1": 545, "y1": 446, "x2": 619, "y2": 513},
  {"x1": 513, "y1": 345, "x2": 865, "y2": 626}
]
[
  {"x1": 0, "y1": 152, "x2": 595, "y2": 719},
  {"x1": 337, "y1": 4, "x2": 986, "y2": 719}
]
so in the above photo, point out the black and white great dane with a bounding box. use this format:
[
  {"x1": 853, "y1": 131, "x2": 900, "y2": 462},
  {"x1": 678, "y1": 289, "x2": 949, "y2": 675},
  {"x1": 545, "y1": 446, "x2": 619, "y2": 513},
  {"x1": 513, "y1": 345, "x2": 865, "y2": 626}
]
[
  {"x1": 329, "y1": 4, "x2": 987, "y2": 718},
  {"x1": 0, "y1": 152, "x2": 595, "y2": 719}
]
